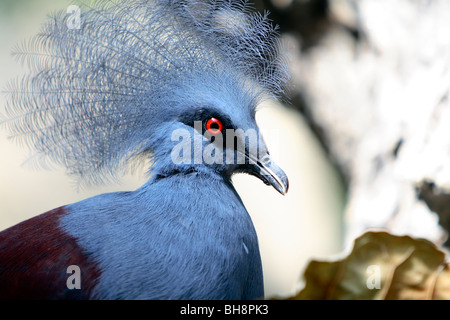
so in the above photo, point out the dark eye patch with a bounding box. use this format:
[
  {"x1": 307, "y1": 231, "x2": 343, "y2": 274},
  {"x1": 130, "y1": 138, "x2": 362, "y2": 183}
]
[{"x1": 178, "y1": 108, "x2": 233, "y2": 133}]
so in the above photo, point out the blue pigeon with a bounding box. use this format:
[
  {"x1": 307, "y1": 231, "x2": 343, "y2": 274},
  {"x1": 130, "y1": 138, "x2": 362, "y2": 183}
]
[{"x1": 0, "y1": 0, "x2": 289, "y2": 300}]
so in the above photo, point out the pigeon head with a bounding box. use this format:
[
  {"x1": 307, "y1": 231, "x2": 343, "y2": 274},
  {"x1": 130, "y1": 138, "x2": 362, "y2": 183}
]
[
  {"x1": 2, "y1": 0, "x2": 290, "y2": 193},
  {"x1": 148, "y1": 71, "x2": 289, "y2": 194}
]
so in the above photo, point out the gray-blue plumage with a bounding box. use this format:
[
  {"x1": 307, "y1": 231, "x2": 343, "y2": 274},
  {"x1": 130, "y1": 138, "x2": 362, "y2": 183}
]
[
  {"x1": 63, "y1": 170, "x2": 263, "y2": 299},
  {"x1": 3, "y1": 0, "x2": 288, "y2": 184},
  {"x1": 1, "y1": 0, "x2": 289, "y2": 299}
]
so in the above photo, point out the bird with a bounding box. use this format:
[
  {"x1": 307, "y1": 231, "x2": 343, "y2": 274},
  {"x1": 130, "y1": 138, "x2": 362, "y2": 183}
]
[{"x1": 0, "y1": 0, "x2": 289, "y2": 300}]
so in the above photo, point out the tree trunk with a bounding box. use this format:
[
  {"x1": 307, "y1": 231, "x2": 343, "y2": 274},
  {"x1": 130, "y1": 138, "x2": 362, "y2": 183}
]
[{"x1": 285, "y1": 0, "x2": 450, "y2": 246}]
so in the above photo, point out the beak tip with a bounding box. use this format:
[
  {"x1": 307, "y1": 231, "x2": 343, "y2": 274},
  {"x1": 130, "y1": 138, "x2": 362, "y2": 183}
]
[
  {"x1": 278, "y1": 178, "x2": 289, "y2": 196},
  {"x1": 270, "y1": 172, "x2": 289, "y2": 196}
]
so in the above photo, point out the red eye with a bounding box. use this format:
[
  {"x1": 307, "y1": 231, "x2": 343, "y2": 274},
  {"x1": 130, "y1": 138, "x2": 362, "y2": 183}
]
[{"x1": 206, "y1": 118, "x2": 223, "y2": 135}]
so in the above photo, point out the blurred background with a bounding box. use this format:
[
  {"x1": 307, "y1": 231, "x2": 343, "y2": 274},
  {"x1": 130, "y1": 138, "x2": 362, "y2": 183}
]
[{"x1": 8, "y1": 0, "x2": 449, "y2": 300}]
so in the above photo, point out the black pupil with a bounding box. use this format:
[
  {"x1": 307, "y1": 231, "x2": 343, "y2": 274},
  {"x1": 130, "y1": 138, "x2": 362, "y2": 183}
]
[{"x1": 210, "y1": 121, "x2": 220, "y2": 131}]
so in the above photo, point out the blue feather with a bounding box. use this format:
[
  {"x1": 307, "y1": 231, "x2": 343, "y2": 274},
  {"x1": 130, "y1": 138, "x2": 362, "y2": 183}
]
[
  {"x1": 0, "y1": 0, "x2": 290, "y2": 299},
  {"x1": 61, "y1": 170, "x2": 263, "y2": 299},
  {"x1": 1, "y1": 0, "x2": 289, "y2": 186}
]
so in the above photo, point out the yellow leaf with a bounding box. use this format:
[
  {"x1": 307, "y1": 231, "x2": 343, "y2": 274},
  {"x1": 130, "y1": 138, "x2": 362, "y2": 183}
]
[{"x1": 290, "y1": 231, "x2": 450, "y2": 300}]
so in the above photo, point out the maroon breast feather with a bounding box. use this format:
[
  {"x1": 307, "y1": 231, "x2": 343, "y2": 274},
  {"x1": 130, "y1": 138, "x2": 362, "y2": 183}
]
[{"x1": 0, "y1": 207, "x2": 101, "y2": 300}]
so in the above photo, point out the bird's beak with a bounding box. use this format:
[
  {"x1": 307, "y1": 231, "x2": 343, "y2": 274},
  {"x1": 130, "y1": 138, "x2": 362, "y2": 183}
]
[{"x1": 241, "y1": 151, "x2": 289, "y2": 196}]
